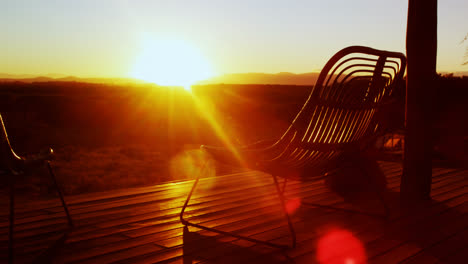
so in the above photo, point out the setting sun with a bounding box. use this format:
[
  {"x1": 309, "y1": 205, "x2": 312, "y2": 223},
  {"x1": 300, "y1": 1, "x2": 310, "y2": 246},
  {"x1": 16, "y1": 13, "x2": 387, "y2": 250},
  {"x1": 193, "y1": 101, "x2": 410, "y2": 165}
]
[{"x1": 130, "y1": 36, "x2": 215, "y2": 90}]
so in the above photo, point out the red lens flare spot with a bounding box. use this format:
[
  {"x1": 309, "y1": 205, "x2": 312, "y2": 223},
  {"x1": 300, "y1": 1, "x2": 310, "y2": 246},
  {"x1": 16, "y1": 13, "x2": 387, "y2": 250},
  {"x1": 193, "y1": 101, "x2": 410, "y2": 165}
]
[
  {"x1": 317, "y1": 229, "x2": 366, "y2": 264},
  {"x1": 286, "y1": 198, "x2": 301, "y2": 215}
]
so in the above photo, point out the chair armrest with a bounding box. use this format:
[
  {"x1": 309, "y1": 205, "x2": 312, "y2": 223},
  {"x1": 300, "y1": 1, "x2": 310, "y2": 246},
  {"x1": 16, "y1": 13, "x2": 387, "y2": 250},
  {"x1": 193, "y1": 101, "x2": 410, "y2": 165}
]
[
  {"x1": 12, "y1": 148, "x2": 54, "y2": 172},
  {"x1": 244, "y1": 139, "x2": 277, "y2": 150}
]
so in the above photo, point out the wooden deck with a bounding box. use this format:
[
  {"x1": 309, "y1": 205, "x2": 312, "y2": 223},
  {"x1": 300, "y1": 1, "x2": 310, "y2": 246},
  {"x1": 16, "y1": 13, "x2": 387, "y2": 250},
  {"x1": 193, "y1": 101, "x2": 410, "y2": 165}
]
[{"x1": 1, "y1": 161, "x2": 467, "y2": 264}]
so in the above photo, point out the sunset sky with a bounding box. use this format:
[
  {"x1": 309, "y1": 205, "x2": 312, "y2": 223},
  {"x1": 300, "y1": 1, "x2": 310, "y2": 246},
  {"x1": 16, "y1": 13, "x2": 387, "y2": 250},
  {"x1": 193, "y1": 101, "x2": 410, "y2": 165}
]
[{"x1": 2, "y1": 0, "x2": 467, "y2": 82}]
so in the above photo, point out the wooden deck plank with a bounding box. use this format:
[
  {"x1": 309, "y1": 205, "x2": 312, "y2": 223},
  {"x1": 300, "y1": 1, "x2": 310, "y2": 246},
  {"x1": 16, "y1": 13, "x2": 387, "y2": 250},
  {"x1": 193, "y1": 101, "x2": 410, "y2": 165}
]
[
  {"x1": 72, "y1": 244, "x2": 163, "y2": 264},
  {"x1": 400, "y1": 228, "x2": 468, "y2": 264},
  {"x1": 147, "y1": 170, "x2": 460, "y2": 262},
  {"x1": 438, "y1": 244, "x2": 468, "y2": 264},
  {"x1": 2, "y1": 161, "x2": 466, "y2": 264},
  {"x1": 231, "y1": 178, "x2": 463, "y2": 262},
  {"x1": 0, "y1": 180, "x2": 458, "y2": 251},
  {"x1": 195, "y1": 182, "x2": 467, "y2": 264},
  {"x1": 0, "y1": 171, "x2": 260, "y2": 225},
  {"x1": 438, "y1": 243, "x2": 468, "y2": 264},
  {"x1": 2, "y1": 170, "x2": 256, "y2": 217},
  {"x1": 368, "y1": 203, "x2": 468, "y2": 263},
  {"x1": 53, "y1": 233, "x2": 166, "y2": 263},
  {"x1": 71, "y1": 165, "x2": 404, "y2": 264},
  {"x1": 1, "y1": 162, "x2": 404, "y2": 228},
  {"x1": 286, "y1": 193, "x2": 467, "y2": 262},
  {"x1": 65, "y1": 178, "x2": 330, "y2": 250},
  {"x1": 0, "y1": 167, "x2": 454, "y2": 254},
  {"x1": 1, "y1": 173, "x2": 281, "y2": 237},
  {"x1": 3, "y1": 174, "x2": 320, "y2": 256},
  {"x1": 3, "y1": 161, "x2": 403, "y2": 218},
  {"x1": 109, "y1": 163, "x2": 464, "y2": 264}
]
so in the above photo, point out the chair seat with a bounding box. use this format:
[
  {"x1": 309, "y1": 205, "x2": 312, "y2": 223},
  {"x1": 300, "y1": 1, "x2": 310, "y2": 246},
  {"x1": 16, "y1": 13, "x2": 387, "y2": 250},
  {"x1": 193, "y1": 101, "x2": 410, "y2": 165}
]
[
  {"x1": 201, "y1": 143, "x2": 339, "y2": 180},
  {"x1": 22, "y1": 148, "x2": 54, "y2": 164},
  {"x1": 7, "y1": 148, "x2": 54, "y2": 175}
]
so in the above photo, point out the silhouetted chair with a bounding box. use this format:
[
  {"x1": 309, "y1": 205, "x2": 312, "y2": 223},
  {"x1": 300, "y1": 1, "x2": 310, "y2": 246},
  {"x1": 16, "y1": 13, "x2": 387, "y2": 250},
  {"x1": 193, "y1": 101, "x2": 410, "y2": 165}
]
[
  {"x1": 180, "y1": 46, "x2": 406, "y2": 248},
  {"x1": 1, "y1": 114, "x2": 73, "y2": 264}
]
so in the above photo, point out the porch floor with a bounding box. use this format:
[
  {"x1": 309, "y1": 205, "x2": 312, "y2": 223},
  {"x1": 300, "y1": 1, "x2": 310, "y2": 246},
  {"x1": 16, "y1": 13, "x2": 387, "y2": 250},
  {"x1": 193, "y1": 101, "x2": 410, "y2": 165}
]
[{"x1": 1, "y1": 161, "x2": 467, "y2": 263}]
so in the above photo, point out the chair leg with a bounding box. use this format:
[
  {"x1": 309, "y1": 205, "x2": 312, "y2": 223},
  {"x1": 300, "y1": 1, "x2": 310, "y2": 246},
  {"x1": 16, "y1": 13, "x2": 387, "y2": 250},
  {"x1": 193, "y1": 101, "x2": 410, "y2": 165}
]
[
  {"x1": 272, "y1": 175, "x2": 296, "y2": 248},
  {"x1": 179, "y1": 175, "x2": 200, "y2": 226},
  {"x1": 9, "y1": 175, "x2": 15, "y2": 264},
  {"x1": 47, "y1": 161, "x2": 73, "y2": 228},
  {"x1": 179, "y1": 165, "x2": 294, "y2": 249},
  {"x1": 280, "y1": 178, "x2": 288, "y2": 194}
]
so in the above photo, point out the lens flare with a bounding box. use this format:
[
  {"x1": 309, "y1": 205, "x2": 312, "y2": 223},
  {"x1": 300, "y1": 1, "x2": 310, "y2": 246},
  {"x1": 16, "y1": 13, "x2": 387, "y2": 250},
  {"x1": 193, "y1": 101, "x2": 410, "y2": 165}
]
[
  {"x1": 286, "y1": 197, "x2": 302, "y2": 215},
  {"x1": 317, "y1": 228, "x2": 366, "y2": 264},
  {"x1": 170, "y1": 149, "x2": 215, "y2": 181}
]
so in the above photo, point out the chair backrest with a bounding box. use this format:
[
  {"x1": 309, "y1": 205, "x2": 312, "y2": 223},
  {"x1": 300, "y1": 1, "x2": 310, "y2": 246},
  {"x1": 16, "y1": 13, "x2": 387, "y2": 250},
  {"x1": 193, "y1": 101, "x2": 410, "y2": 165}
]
[{"x1": 271, "y1": 46, "x2": 406, "y2": 168}]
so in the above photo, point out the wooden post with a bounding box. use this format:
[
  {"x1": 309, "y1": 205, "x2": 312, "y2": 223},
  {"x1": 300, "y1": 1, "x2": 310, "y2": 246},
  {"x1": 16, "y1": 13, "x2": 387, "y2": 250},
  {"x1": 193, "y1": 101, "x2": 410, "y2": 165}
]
[{"x1": 402, "y1": 0, "x2": 438, "y2": 201}]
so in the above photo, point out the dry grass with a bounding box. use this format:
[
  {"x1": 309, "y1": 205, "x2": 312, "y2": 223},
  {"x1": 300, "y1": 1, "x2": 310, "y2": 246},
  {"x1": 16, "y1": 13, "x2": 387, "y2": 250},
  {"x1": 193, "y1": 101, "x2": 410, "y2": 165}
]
[
  {"x1": 53, "y1": 144, "x2": 168, "y2": 195},
  {"x1": 1, "y1": 79, "x2": 466, "y2": 199}
]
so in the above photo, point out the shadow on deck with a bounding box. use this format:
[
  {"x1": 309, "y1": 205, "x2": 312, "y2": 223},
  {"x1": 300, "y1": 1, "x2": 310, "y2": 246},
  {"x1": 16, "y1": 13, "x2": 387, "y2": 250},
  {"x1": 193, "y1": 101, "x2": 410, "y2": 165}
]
[{"x1": 0, "y1": 161, "x2": 466, "y2": 264}]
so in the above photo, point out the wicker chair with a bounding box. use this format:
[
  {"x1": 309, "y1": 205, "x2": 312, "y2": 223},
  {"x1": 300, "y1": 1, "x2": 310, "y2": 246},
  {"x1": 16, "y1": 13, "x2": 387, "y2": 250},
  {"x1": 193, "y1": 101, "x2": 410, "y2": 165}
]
[
  {"x1": 1, "y1": 114, "x2": 73, "y2": 264},
  {"x1": 180, "y1": 46, "x2": 406, "y2": 248}
]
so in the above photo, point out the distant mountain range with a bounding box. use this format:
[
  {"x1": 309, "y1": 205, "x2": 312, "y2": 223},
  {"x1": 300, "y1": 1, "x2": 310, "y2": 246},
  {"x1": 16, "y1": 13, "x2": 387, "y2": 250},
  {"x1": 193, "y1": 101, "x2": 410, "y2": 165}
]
[
  {"x1": 0, "y1": 72, "x2": 322, "y2": 86},
  {"x1": 0, "y1": 73, "x2": 147, "y2": 85},
  {"x1": 1, "y1": 71, "x2": 467, "y2": 86}
]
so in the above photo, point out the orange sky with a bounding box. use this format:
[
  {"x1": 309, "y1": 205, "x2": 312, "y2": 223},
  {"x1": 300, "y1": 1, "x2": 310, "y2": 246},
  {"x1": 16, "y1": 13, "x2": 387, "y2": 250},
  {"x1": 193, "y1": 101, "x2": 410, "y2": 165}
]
[{"x1": 1, "y1": 0, "x2": 467, "y2": 84}]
